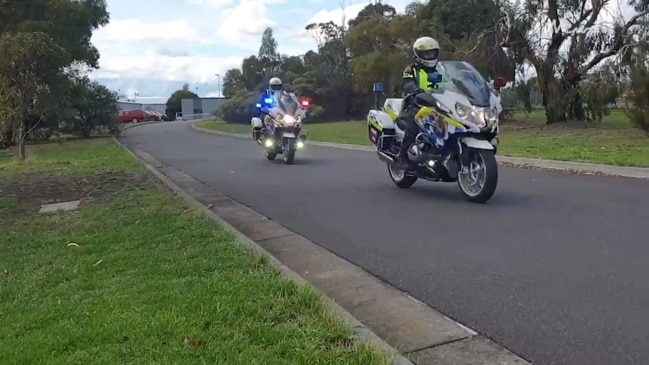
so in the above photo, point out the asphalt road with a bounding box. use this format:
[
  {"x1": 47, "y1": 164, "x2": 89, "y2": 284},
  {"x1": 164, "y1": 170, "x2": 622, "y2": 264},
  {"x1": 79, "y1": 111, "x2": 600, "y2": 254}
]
[{"x1": 123, "y1": 121, "x2": 649, "y2": 365}]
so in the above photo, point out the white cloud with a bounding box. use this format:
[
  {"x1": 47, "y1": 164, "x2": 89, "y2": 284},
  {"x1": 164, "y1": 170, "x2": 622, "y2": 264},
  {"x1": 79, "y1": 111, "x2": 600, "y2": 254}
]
[
  {"x1": 297, "y1": 1, "x2": 411, "y2": 42},
  {"x1": 304, "y1": 4, "x2": 364, "y2": 27},
  {"x1": 91, "y1": 0, "x2": 419, "y2": 96},
  {"x1": 216, "y1": 0, "x2": 277, "y2": 43},
  {"x1": 93, "y1": 18, "x2": 209, "y2": 44},
  {"x1": 91, "y1": 43, "x2": 241, "y2": 83}
]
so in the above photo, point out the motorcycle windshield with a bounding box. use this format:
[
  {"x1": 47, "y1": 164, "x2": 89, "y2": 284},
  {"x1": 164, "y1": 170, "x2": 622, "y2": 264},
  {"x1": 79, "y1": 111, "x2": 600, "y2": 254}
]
[
  {"x1": 435, "y1": 61, "x2": 491, "y2": 107},
  {"x1": 269, "y1": 92, "x2": 299, "y2": 118}
]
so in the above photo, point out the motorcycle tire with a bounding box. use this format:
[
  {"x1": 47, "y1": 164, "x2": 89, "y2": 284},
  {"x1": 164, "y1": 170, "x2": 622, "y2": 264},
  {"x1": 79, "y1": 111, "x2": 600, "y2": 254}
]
[
  {"x1": 388, "y1": 164, "x2": 417, "y2": 188},
  {"x1": 458, "y1": 149, "x2": 498, "y2": 203},
  {"x1": 283, "y1": 140, "x2": 296, "y2": 165}
]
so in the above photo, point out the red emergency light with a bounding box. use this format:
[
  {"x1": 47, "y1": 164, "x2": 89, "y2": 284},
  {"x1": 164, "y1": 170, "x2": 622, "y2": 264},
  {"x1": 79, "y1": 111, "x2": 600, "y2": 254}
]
[{"x1": 299, "y1": 97, "x2": 313, "y2": 109}]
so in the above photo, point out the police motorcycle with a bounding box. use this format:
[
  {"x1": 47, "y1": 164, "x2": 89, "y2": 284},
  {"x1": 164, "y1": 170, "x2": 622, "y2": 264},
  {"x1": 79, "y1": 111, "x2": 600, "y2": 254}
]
[
  {"x1": 251, "y1": 91, "x2": 308, "y2": 165},
  {"x1": 367, "y1": 60, "x2": 505, "y2": 203}
]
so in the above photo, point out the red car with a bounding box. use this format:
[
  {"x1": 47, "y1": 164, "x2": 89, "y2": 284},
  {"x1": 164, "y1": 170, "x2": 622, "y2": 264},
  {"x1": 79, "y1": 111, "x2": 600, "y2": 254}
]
[{"x1": 117, "y1": 109, "x2": 157, "y2": 123}]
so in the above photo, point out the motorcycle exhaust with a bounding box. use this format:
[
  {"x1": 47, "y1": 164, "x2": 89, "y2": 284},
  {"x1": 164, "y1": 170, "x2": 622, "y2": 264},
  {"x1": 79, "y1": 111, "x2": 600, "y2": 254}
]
[{"x1": 377, "y1": 151, "x2": 395, "y2": 164}]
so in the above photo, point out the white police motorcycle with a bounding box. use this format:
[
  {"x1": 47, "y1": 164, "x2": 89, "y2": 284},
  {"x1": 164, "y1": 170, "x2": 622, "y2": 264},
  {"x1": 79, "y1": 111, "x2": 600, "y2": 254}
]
[
  {"x1": 367, "y1": 60, "x2": 505, "y2": 203},
  {"x1": 251, "y1": 92, "x2": 308, "y2": 165}
]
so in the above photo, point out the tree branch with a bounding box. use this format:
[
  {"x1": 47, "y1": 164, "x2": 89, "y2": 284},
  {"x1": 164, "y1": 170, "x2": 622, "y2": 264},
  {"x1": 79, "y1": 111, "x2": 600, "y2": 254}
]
[
  {"x1": 22, "y1": 114, "x2": 44, "y2": 139},
  {"x1": 578, "y1": 9, "x2": 649, "y2": 75}
]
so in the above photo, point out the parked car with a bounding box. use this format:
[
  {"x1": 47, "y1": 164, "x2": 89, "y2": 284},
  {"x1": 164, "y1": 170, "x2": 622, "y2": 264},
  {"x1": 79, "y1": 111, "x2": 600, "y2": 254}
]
[
  {"x1": 148, "y1": 110, "x2": 169, "y2": 121},
  {"x1": 144, "y1": 110, "x2": 162, "y2": 121},
  {"x1": 117, "y1": 109, "x2": 156, "y2": 123}
]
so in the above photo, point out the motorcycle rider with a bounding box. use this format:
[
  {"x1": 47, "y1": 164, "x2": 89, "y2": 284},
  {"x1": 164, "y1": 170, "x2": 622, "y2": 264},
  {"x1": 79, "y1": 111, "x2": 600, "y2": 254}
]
[
  {"x1": 395, "y1": 36, "x2": 442, "y2": 170},
  {"x1": 254, "y1": 77, "x2": 285, "y2": 141},
  {"x1": 256, "y1": 76, "x2": 305, "y2": 140},
  {"x1": 259, "y1": 77, "x2": 284, "y2": 119}
]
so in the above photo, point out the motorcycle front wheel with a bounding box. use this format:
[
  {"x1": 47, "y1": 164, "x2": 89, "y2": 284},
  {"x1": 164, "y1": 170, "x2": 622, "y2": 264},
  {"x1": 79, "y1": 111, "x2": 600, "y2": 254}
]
[
  {"x1": 283, "y1": 140, "x2": 296, "y2": 164},
  {"x1": 457, "y1": 149, "x2": 498, "y2": 203}
]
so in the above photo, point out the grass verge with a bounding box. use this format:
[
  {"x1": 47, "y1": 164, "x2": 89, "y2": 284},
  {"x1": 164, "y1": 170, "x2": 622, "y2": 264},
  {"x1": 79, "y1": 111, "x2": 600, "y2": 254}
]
[
  {"x1": 0, "y1": 137, "x2": 390, "y2": 365},
  {"x1": 196, "y1": 110, "x2": 649, "y2": 167}
]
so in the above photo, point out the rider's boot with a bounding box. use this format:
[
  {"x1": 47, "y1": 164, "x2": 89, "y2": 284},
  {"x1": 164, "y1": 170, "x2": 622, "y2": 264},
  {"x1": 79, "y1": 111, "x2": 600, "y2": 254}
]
[{"x1": 394, "y1": 146, "x2": 415, "y2": 170}]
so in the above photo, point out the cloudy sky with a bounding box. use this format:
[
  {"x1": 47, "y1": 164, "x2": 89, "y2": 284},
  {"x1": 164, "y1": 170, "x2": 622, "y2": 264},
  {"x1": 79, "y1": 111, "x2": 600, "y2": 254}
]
[
  {"x1": 89, "y1": 0, "x2": 412, "y2": 102},
  {"x1": 89, "y1": 0, "x2": 637, "y2": 103}
]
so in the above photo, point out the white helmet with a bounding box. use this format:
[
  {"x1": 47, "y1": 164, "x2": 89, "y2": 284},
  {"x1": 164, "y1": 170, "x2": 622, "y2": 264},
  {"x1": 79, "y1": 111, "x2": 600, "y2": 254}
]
[
  {"x1": 269, "y1": 77, "x2": 283, "y2": 91},
  {"x1": 413, "y1": 37, "x2": 440, "y2": 68}
]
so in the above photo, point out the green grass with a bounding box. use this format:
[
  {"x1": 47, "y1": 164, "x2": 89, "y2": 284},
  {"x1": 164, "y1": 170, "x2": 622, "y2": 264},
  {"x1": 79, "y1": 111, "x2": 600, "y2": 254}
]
[
  {"x1": 0, "y1": 138, "x2": 390, "y2": 365},
  {"x1": 0, "y1": 197, "x2": 17, "y2": 212},
  {"x1": 197, "y1": 110, "x2": 649, "y2": 167},
  {"x1": 498, "y1": 127, "x2": 649, "y2": 166},
  {"x1": 195, "y1": 120, "x2": 370, "y2": 146},
  {"x1": 508, "y1": 109, "x2": 634, "y2": 128},
  {"x1": 0, "y1": 137, "x2": 141, "y2": 177}
]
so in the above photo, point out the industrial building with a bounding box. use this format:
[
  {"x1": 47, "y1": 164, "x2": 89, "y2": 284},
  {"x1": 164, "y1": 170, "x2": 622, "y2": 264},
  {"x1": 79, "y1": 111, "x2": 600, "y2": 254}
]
[{"x1": 180, "y1": 97, "x2": 227, "y2": 119}]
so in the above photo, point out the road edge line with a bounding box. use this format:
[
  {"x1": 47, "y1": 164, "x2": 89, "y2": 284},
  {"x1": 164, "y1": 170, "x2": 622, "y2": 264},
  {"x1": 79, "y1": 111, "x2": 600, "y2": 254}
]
[{"x1": 190, "y1": 122, "x2": 649, "y2": 179}]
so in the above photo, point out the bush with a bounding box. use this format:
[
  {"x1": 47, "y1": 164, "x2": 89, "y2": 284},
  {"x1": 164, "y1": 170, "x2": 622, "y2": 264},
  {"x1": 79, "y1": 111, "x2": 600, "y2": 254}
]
[
  {"x1": 216, "y1": 94, "x2": 258, "y2": 124},
  {"x1": 59, "y1": 115, "x2": 120, "y2": 137},
  {"x1": 624, "y1": 62, "x2": 649, "y2": 134},
  {"x1": 580, "y1": 70, "x2": 621, "y2": 123},
  {"x1": 305, "y1": 104, "x2": 325, "y2": 122}
]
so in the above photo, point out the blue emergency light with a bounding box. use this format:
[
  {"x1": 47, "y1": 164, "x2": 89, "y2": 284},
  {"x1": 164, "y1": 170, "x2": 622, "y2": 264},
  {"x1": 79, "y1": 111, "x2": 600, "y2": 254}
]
[
  {"x1": 264, "y1": 97, "x2": 273, "y2": 105},
  {"x1": 255, "y1": 103, "x2": 262, "y2": 108}
]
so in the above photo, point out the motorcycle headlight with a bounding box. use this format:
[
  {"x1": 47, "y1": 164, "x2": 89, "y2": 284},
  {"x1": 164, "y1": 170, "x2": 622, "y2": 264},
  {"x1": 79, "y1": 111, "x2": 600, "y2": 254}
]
[
  {"x1": 455, "y1": 103, "x2": 470, "y2": 119},
  {"x1": 456, "y1": 103, "x2": 486, "y2": 127},
  {"x1": 284, "y1": 115, "x2": 296, "y2": 125},
  {"x1": 484, "y1": 108, "x2": 498, "y2": 123}
]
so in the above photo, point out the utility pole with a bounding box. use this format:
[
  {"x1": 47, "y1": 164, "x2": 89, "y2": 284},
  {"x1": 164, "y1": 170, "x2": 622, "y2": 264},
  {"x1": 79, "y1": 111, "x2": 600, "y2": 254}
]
[{"x1": 215, "y1": 73, "x2": 221, "y2": 97}]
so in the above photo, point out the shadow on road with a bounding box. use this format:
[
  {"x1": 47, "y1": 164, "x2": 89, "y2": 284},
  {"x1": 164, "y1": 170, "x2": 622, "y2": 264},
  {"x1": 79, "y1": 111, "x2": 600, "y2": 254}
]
[
  {"x1": 398, "y1": 183, "x2": 533, "y2": 207},
  {"x1": 265, "y1": 157, "x2": 333, "y2": 166}
]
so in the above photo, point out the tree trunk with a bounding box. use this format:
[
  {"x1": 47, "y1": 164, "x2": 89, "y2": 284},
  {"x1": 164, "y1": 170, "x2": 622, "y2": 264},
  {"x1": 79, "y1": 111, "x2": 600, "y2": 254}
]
[
  {"x1": 0, "y1": 127, "x2": 12, "y2": 149},
  {"x1": 563, "y1": 80, "x2": 585, "y2": 121},
  {"x1": 15, "y1": 123, "x2": 26, "y2": 160},
  {"x1": 540, "y1": 77, "x2": 567, "y2": 124},
  {"x1": 539, "y1": 71, "x2": 589, "y2": 124},
  {"x1": 17, "y1": 138, "x2": 26, "y2": 160}
]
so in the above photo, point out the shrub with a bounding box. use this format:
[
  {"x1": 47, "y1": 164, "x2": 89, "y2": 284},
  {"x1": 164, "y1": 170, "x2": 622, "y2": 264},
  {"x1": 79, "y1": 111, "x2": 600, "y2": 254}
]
[
  {"x1": 625, "y1": 63, "x2": 649, "y2": 135},
  {"x1": 216, "y1": 94, "x2": 258, "y2": 124},
  {"x1": 580, "y1": 71, "x2": 621, "y2": 123}
]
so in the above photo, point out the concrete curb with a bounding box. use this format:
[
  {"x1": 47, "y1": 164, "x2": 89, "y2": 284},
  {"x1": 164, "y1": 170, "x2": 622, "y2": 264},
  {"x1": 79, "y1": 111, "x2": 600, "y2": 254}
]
[
  {"x1": 115, "y1": 133, "x2": 531, "y2": 365},
  {"x1": 121, "y1": 120, "x2": 169, "y2": 131},
  {"x1": 113, "y1": 137, "x2": 414, "y2": 365},
  {"x1": 191, "y1": 122, "x2": 649, "y2": 179}
]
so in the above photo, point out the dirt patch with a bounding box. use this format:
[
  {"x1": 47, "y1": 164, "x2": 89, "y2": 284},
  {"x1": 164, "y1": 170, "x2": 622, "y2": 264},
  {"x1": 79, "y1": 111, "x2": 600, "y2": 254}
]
[{"x1": 0, "y1": 170, "x2": 153, "y2": 224}]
